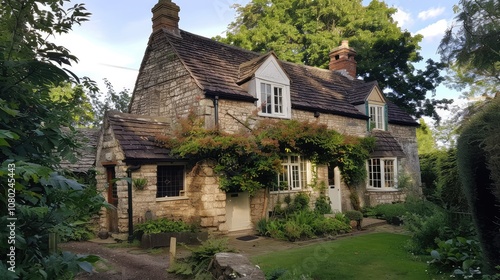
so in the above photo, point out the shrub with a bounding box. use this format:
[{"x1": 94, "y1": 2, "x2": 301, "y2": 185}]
[
  {"x1": 283, "y1": 221, "x2": 303, "y2": 241},
  {"x1": 344, "y1": 210, "x2": 363, "y2": 221},
  {"x1": 314, "y1": 194, "x2": 332, "y2": 214},
  {"x1": 267, "y1": 220, "x2": 286, "y2": 240},
  {"x1": 291, "y1": 192, "x2": 310, "y2": 212},
  {"x1": 134, "y1": 218, "x2": 195, "y2": 239},
  {"x1": 312, "y1": 217, "x2": 351, "y2": 235},
  {"x1": 429, "y1": 237, "x2": 482, "y2": 278},
  {"x1": 403, "y1": 211, "x2": 446, "y2": 254},
  {"x1": 256, "y1": 218, "x2": 268, "y2": 236},
  {"x1": 372, "y1": 203, "x2": 406, "y2": 224}
]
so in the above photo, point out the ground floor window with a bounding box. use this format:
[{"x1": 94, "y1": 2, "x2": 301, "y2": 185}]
[
  {"x1": 367, "y1": 158, "x2": 397, "y2": 189},
  {"x1": 157, "y1": 165, "x2": 185, "y2": 198},
  {"x1": 272, "y1": 155, "x2": 308, "y2": 191}
]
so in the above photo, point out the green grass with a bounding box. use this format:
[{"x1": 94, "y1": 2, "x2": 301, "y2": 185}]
[{"x1": 251, "y1": 233, "x2": 445, "y2": 280}]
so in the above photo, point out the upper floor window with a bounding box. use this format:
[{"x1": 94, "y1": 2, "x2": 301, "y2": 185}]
[
  {"x1": 367, "y1": 158, "x2": 397, "y2": 189},
  {"x1": 157, "y1": 165, "x2": 185, "y2": 198},
  {"x1": 272, "y1": 155, "x2": 308, "y2": 192},
  {"x1": 369, "y1": 105, "x2": 385, "y2": 130},
  {"x1": 259, "y1": 82, "x2": 287, "y2": 117}
]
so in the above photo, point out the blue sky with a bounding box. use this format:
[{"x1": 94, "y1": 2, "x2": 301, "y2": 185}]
[{"x1": 57, "y1": 0, "x2": 461, "y2": 109}]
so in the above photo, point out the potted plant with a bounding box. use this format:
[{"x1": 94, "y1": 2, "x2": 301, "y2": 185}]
[{"x1": 133, "y1": 178, "x2": 148, "y2": 191}]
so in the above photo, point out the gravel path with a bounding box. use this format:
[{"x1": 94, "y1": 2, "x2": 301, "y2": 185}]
[{"x1": 60, "y1": 241, "x2": 183, "y2": 280}]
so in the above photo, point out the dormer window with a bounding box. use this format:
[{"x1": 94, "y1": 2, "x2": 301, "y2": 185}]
[
  {"x1": 369, "y1": 104, "x2": 385, "y2": 130},
  {"x1": 260, "y1": 82, "x2": 285, "y2": 116},
  {"x1": 239, "y1": 52, "x2": 291, "y2": 119}
]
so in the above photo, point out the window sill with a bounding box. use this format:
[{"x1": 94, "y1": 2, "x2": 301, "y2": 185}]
[
  {"x1": 270, "y1": 189, "x2": 304, "y2": 194},
  {"x1": 156, "y1": 196, "x2": 189, "y2": 202},
  {"x1": 366, "y1": 188, "x2": 400, "y2": 192},
  {"x1": 258, "y1": 112, "x2": 291, "y2": 119}
]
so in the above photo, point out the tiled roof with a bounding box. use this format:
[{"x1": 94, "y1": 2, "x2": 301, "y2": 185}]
[
  {"x1": 60, "y1": 128, "x2": 99, "y2": 173},
  {"x1": 107, "y1": 111, "x2": 173, "y2": 161},
  {"x1": 349, "y1": 80, "x2": 379, "y2": 105},
  {"x1": 370, "y1": 130, "x2": 406, "y2": 157},
  {"x1": 160, "y1": 29, "x2": 417, "y2": 125}
]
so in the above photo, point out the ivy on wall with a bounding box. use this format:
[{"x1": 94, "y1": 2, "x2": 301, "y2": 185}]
[{"x1": 155, "y1": 114, "x2": 374, "y2": 195}]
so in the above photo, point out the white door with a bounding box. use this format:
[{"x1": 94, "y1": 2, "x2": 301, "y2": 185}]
[
  {"x1": 225, "y1": 192, "x2": 252, "y2": 231},
  {"x1": 328, "y1": 167, "x2": 342, "y2": 212}
]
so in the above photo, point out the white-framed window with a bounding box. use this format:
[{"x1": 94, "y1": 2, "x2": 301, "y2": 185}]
[
  {"x1": 369, "y1": 105, "x2": 384, "y2": 130},
  {"x1": 272, "y1": 155, "x2": 308, "y2": 191},
  {"x1": 156, "y1": 165, "x2": 185, "y2": 198},
  {"x1": 367, "y1": 158, "x2": 397, "y2": 189},
  {"x1": 260, "y1": 82, "x2": 285, "y2": 117}
]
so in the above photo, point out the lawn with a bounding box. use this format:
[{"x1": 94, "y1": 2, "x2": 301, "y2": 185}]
[{"x1": 251, "y1": 232, "x2": 444, "y2": 280}]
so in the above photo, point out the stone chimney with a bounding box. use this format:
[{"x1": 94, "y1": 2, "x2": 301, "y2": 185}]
[
  {"x1": 329, "y1": 40, "x2": 357, "y2": 78},
  {"x1": 152, "y1": 0, "x2": 180, "y2": 35}
]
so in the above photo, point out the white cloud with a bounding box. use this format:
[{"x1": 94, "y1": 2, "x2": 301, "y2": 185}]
[
  {"x1": 415, "y1": 19, "x2": 448, "y2": 41},
  {"x1": 53, "y1": 31, "x2": 141, "y2": 92},
  {"x1": 393, "y1": 7, "x2": 412, "y2": 28},
  {"x1": 418, "y1": 7, "x2": 446, "y2": 20}
]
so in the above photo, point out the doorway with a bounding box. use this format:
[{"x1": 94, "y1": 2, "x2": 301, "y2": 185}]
[
  {"x1": 106, "y1": 166, "x2": 118, "y2": 232},
  {"x1": 328, "y1": 166, "x2": 342, "y2": 213},
  {"x1": 225, "y1": 192, "x2": 252, "y2": 231}
]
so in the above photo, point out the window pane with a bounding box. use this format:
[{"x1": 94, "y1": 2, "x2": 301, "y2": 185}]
[
  {"x1": 384, "y1": 159, "x2": 395, "y2": 188},
  {"x1": 157, "y1": 166, "x2": 184, "y2": 198},
  {"x1": 274, "y1": 87, "x2": 283, "y2": 114},
  {"x1": 261, "y1": 83, "x2": 272, "y2": 114},
  {"x1": 369, "y1": 159, "x2": 382, "y2": 188},
  {"x1": 377, "y1": 106, "x2": 383, "y2": 129},
  {"x1": 275, "y1": 156, "x2": 306, "y2": 191}
]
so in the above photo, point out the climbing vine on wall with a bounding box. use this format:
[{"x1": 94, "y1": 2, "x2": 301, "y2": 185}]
[{"x1": 155, "y1": 113, "x2": 374, "y2": 195}]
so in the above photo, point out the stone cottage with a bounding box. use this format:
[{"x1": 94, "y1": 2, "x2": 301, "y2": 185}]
[{"x1": 95, "y1": 0, "x2": 420, "y2": 234}]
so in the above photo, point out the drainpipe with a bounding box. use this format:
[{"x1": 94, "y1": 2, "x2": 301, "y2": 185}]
[
  {"x1": 214, "y1": 95, "x2": 219, "y2": 130},
  {"x1": 126, "y1": 165, "x2": 141, "y2": 243}
]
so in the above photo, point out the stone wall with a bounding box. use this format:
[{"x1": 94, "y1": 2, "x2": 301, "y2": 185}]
[
  {"x1": 388, "y1": 124, "x2": 421, "y2": 188},
  {"x1": 130, "y1": 31, "x2": 205, "y2": 125},
  {"x1": 217, "y1": 99, "x2": 367, "y2": 138},
  {"x1": 365, "y1": 190, "x2": 406, "y2": 206},
  {"x1": 95, "y1": 123, "x2": 128, "y2": 233}
]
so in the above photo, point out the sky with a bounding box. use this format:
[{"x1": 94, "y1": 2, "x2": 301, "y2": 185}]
[{"x1": 57, "y1": 0, "x2": 462, "y2": 116}]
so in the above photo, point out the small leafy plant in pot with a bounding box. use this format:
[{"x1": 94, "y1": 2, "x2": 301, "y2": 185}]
[
  {"x1": 133, "y1": 178, "x2": 148, "y2": 191},
  {"x1": 345, "y1": 210, "x2": 363, "y2": 230}
]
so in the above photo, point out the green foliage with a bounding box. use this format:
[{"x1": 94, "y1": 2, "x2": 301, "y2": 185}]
[
  {"x1": 344, "y1": 210, "x2": 363, "y2": 221},
  {"x1": 438, "y1": 0, "x2": 500, "y2": 99},
  {"x1": 133, "y1": 178, "x2": 148, "y2": 191},
  {"x1": 416, "y1": 118, "x2": 437, "y2": 154},
  {"x1": 89, "y1": 78, "x2": 131, "y2": 126},
  {"x1": 134, "y1": 218, "x2": 196, "y2": 239},
  {"x1": 220, "y1": 0, "x2": 451, "y2": 121},
  {"x1": 366, "y1": 203, "x2": 406, "y2": 224},
  {"x1": 168, "y1": 238, "x2": 233, "y2": 279},
  {"x1": 0, "y1": 1, "x2": 108, "y2": 278},
  {"x1": 260, "y1": 209, "x2": 350, "y2": 241},
  {"x1": 157, "y1": 116, "x2": 373, "y2": 194},
  {"x1": 403, "y1": 211, "x2": 447, "y2": 254},
  {"x1": 429, "y1": 237, "x2": 482, "y2": 278},
  {"x1": 457, "y1": 96, "x2": 500, "y2": 273},
  {"x1": 314, "y1": 194, "x2": 332, "y2": 214}
]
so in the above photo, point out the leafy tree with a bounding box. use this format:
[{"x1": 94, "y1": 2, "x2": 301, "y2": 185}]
[
  {"x1": 416, "y1": 118, "x2": 437, "y2": 154},
  {"x1": 0, "y1": 0, "x2": 104, "y2": 278},
  {"x1": 89, "y1": 78, "x2": 131, "y2": 126},
  {"x1": 50, "y1": 83, "x2": 95, "y2": 127},
  {"x1": 457, "y1": 96, "x2": 500, "y2": 274},
  {"x1": 439, "y1": 0, "x2": 499, "y2": 90},
  {"x1": 219, "y1": 0, "x2": 452, "y2": 121}
]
